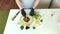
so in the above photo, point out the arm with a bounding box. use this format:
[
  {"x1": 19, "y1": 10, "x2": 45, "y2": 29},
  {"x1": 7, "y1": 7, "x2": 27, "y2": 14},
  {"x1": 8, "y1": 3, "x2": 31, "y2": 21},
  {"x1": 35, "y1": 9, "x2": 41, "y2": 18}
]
[
  {"x1": 33, "y1": 0, "x2": 40, "y2": 9},
  {"x1": 30, "y1": 0, "x2": 40, "y2": 16},
  {"x1": 15, "y1": 0, "x2": 26, "y2": 17},
  {"x1": 15, "y1": 0, "x2": 23, "y2": 10}
]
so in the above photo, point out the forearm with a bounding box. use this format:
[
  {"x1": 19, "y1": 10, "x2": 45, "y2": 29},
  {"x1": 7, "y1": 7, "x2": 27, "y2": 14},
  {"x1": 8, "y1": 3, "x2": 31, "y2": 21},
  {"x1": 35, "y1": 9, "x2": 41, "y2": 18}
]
[
  {"x1": 15, "y1": 0, "x2": 23, "y2": 10},
  {"x1": 33, "y1": 0, "x2": 40, "y2": 9}
]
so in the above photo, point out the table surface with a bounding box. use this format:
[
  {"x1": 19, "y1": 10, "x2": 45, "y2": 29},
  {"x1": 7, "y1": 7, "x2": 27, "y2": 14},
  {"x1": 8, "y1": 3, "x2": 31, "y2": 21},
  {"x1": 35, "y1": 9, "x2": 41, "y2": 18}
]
[{"x1": 4, "y1": 9, "x2": 60, "y2": 34}]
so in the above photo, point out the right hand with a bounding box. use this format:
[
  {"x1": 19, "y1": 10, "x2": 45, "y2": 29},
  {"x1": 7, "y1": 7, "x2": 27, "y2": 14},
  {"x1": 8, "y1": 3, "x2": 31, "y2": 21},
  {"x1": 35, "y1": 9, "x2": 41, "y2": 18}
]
[
  {"x1": 30, "y1": 8, "x2": 35, "y2": 16},
  {"x1": 21, "y1": 8, "x2": 26, "y2": 17}
]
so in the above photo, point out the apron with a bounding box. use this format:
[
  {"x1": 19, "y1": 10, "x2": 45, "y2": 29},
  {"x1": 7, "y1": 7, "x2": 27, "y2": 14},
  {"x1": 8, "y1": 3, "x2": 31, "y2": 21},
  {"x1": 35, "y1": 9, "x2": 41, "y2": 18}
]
[{"x1": 20, "y1": 0, "x2": 35, "y2": 9}]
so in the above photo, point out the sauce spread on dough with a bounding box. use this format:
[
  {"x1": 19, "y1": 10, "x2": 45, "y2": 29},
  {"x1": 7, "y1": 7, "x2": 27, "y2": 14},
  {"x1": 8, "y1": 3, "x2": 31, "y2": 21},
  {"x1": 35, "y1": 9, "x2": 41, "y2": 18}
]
[{"x1": 23, "y1": 17, "x2": 30, "y2": 22}]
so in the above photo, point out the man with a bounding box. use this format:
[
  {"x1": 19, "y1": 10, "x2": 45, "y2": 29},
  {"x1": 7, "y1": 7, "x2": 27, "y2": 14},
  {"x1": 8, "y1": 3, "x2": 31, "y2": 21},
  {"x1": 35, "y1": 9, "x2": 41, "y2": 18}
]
[{"x1": 15, "y1": 0, "x2": 40, "y2": 17}]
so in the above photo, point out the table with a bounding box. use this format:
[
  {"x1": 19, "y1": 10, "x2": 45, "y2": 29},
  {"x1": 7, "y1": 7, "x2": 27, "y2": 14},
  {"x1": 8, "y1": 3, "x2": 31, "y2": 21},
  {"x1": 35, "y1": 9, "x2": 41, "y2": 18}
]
[{"x1": 4, "y1": 9, "x2": 60, "y2": 34}]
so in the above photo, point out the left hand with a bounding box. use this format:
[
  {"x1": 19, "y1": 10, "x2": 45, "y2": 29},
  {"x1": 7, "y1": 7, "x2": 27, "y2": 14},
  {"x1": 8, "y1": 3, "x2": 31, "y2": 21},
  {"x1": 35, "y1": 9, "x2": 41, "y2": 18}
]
[
  {"x1": 30, "y1": 8, "x2": 35, "y2": 16},
  {"x1": 21, "y1": 8, "x2": 26, "y2": 17}
]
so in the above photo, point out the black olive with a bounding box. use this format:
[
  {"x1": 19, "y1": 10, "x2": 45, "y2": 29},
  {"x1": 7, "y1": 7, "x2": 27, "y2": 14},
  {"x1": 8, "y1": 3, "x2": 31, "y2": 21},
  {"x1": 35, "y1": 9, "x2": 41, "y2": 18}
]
[
  {"x1": 20, "y1": 25, "x2": 24, "y2": 30},
  {"x1": 33, "y1": 26, "x2": 36, "y2": 29},
  {"x1": 26, "y1": 26, "x2": 30, "y2": 30},
  {"x1": 40, "y1": 19, "x2": 43, "y2": 22}
]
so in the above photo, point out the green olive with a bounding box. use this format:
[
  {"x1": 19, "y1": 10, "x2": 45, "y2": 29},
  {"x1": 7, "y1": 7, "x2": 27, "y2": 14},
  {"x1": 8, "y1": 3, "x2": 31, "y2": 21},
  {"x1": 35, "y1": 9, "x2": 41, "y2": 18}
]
[{"x1": 20, "y1": 25, "x2": 24, "y2": 30}]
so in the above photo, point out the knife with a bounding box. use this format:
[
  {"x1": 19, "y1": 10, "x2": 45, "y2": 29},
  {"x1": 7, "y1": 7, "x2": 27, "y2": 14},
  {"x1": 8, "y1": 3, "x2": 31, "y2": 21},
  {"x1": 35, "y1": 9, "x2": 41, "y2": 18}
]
[{"x1": 12, "y1": 11, "x2": 20, "y2": 21}]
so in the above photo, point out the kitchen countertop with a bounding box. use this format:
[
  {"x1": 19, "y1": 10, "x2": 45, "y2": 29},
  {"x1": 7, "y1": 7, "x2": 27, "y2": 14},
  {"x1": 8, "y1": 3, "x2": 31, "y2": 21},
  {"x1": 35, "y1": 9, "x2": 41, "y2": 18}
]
[{"x1": 4, "y1": 9, "x2": 60, "y2": 34}]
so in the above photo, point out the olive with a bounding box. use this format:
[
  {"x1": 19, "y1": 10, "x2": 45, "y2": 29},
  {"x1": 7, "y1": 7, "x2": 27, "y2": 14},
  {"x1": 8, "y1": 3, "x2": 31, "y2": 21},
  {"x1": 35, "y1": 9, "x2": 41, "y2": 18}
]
[
  {"x1": 20, "y1": 25, "x2": 24, "y2": 30},
  {"x1": 51, "y1": 14, "x2": 54, "y2": 16},
  {"x1": 33, "y1": 26, "x2": 36, "y2": 29},
  {"x1": 40, "y1": 19, "x2": 43, "y2": 22},
  {"x1": 26, "y1": 26, "x2": 30, "y2": 30}
]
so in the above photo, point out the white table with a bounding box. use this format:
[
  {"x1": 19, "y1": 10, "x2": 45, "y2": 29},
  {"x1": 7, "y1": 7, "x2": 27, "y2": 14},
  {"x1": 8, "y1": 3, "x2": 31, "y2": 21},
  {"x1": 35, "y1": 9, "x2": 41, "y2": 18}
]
[{"x1": 4, "y1": 9, "x2": 60, "y2": 34}]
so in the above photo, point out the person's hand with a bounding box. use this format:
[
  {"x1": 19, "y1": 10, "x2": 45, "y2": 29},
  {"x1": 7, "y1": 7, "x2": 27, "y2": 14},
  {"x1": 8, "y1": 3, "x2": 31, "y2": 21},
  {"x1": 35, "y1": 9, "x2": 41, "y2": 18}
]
[
  {"x1": 30, "y1": 8, "x2": 35, "y2": 16},
  {"x1": 21, "y1": 8, "x2": 26, "y2": 17}
]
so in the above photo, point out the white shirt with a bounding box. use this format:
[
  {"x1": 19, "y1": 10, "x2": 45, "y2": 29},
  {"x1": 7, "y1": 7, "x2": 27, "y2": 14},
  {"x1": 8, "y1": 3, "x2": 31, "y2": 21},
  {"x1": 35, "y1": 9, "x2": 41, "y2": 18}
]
[{"x1": 20, "y1": 0, "x2": 35, "y2": 8}]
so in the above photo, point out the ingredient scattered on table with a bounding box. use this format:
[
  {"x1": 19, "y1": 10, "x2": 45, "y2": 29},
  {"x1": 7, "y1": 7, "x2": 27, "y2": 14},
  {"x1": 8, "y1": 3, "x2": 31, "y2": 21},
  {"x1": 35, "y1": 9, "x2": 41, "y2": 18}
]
[
  {"x1": 26, "y1": 26, "x2": 30, "y2": 30},
  {"x1": 20, "y1": 25, "x2": 24, "y2": 30},
  {"x1": 51, "y1": 13, "x2": 54, "y2": 16},
  {"x1": 40, "y1": 19, "x2": 43, "y2": 22},
  {"x1": 33, "y1": 26, "x2": 36, "y2": 29}
]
